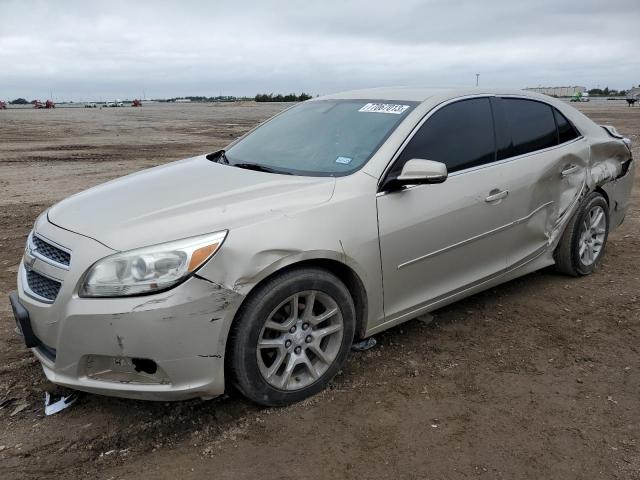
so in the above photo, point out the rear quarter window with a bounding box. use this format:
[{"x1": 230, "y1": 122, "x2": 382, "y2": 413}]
[
  {"x1": 554, "y1": 108, "x2": 580, "y2": 144},
  {"x1": 502, "y1": 98, "x2": 557, "y2": 156}
]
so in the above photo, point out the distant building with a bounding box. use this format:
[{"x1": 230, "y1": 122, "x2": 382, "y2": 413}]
[
  {"x1": 525, "y1": 86, "x2": 587, "y2": 97},
  {"x1": 175, "y1": 98, "x2": 191, "y2": 103}
]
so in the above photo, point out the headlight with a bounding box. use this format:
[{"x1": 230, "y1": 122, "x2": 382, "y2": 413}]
[{"x1": 80, "y1": 231, "x2": 227, "y2": 297}]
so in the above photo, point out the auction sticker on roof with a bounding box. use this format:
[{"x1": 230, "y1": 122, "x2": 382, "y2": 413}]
[{"x1": 358, "y1": 103, "x2": 410, "y2": 114}]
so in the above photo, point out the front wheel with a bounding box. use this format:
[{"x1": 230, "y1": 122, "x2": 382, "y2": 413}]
[
  {"x1": 227, "y1": 267, "x2": 356, "y2": 406},
  {"x1": 555, "y1": 192, "x2": 609, "y2": 276}
]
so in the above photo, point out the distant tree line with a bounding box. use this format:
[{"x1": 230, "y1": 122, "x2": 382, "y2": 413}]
[
  {"x1": 255, "y1": 93, "x2": 312, "y2": 102},
  {"x1": 588, "y1": 87, "x2": 627, "y2": 96},
  {"x1": 8, "y1": 98, "x2": 56, "y2": 104}
]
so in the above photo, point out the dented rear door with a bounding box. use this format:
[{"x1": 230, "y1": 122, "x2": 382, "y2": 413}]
[{"x1": 492, "y1": 97, "x2": 588, "y2": 268}]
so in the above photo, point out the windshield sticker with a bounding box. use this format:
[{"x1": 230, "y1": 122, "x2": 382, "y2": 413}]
[
  {"x1": 358, "y1": 103, "x2": 410, "y2": 114},
  {"x1": 335, "y1": 156, "x2": 353, "y2": 165}
]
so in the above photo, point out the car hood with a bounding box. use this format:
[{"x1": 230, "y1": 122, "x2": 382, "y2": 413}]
[{"x1": 48, "y1": 155, "x2": 336, "y2": 251}]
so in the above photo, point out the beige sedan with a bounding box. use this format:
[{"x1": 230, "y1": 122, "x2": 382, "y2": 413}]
[{"x1": 10, "y1": 87, "x2": 634, "y2": 405}]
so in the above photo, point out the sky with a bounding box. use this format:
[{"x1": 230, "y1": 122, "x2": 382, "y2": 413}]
[{"x1": 1, "y1": 0, "x2": 638, "y2": 101}]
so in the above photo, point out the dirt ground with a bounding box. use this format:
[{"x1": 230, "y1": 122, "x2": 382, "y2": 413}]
[{"x1": 0, "y1": 101, "x2": 638, "y2": 480}]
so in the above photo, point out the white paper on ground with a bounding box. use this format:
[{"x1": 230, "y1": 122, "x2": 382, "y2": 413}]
[{"x1": 44, "y1": 392, "x2": 78, "y2": 415}]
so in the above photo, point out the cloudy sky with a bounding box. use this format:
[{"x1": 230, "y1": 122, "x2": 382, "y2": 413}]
[{"x1": 1, "y1": 0, "x2": 638, "y2": 101}]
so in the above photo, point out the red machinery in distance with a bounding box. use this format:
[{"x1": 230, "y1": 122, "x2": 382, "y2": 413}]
[
  {"x1": 0, "y1": 101, "x2": 6, "y2": 110},
  {"x1": 132, "y1": 99, "x2": 142, "y2": 107},
  {"x1": 33, "y1": 100, "x2": 55, "y2": 109}
]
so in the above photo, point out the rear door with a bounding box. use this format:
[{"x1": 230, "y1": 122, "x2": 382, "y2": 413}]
[
  {"x1": 376, "y1": 97, "x2": 516, "y2": 321},
  {"x1": 491, "y1": 97, "x2": 587, "y2": 267}
]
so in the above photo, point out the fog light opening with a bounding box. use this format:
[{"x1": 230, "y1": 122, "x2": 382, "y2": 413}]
[{"x1": 132, "y1": 358, "x2": 158, "y2": 375}]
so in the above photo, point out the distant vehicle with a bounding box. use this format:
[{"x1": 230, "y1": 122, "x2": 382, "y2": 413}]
[
  {"x1": 570, "y1": 92, "x2": 589, "y2": 102},
  {"x1": 9, "y1": 88, "x2": 634, "y2": 406},
  {"x1": 33, "y1": 100, "x2": 55, "y2": 109},
  {"x1": 84, "y1": 103, "x2": 98, "y2": 108},
  {"x1": 132, "y1": 99, "x2": 142, "y2": 107},
  {"x1": 0, "y1": 101, "x2": 6, "y2": 110},
  {"x1": 627, "y1": 99, "x2": 637, "y2": 107},
  {"x1": 104, "y1": 100, "x2": 124, "y2": 107}
]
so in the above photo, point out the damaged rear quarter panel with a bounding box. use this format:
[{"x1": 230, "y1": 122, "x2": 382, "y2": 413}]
[
  {"x1": 596, "y1": 141, "x2": 635, "y2": 229},
  {"x1": 579, "y1": 117, "x2": 634, "y2": 230},
  {"x1": 588, "y1": 140, "x2": 627, "y2": 187},
  {"x1": 546, "y1": 100, "x2": 634, "y2": 237}
]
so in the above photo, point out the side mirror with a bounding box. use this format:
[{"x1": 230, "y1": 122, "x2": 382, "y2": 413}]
[{"x1": 384, "y1": 159, "x2": 448, "y2": 191}]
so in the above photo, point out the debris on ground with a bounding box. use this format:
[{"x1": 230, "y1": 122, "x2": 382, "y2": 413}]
[
  {"x1": 351, "y1": 337, "x2": 377, "y2": 351},
  {"x1": 44, "y1": 392, "x2": 78, "y2": 415},
  {"x1": 10, "y1": 402, "x2": 29, "y2": 417},
  {"x1": 416, "y1": 313, "x2": 434, "y2": 326}
]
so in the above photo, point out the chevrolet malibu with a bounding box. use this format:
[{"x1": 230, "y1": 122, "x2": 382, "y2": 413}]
[{"x1": 9, "y1": 87, "x2": 634, "y2": 406}]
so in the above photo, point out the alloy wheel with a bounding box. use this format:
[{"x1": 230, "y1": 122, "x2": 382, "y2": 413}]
[
  {"x1": 256, "y1": 290, "x2": 344, "y2": 391},
  {"x1": 578, "y1": 205, "x2": 606, "y2": 266}
]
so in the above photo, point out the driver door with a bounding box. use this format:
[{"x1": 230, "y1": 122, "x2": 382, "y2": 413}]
[{"x1": 377, "y1": 97, "x2": 515, "y2": 322}]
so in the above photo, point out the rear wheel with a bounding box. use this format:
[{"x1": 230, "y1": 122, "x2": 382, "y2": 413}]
[
  {"x1": 555, "y1": 192, "x2": 609, "y2": 276},
  {"x1": 228, "y1": 267, "x2": 355, "y2": 406}
]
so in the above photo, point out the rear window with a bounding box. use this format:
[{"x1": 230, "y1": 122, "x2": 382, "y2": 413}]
[{"x1": 502, "y1": 98, "x2": 557, "y2": 156}]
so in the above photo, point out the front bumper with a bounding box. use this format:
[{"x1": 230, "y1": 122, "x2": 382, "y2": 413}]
[{"x1": 13, "y1": 220, "x2": 244, "y2": 401}]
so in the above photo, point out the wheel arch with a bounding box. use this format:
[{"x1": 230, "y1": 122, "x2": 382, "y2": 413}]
[
  {"x1": 227, "y1": 257, "x2": 369, "y2": 350},
  {"x1": 594, "y1": 185, "x2": 610, "y2": 206}
]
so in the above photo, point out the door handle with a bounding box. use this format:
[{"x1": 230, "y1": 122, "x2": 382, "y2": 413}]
[
  {"x1": 561, "y1": 165, "x2": 580, "y2": 177},
  {"x1": 485, "y1": 189, "x2": 509, "y2": 203}
]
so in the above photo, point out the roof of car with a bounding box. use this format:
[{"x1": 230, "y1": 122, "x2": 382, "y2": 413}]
[{"x1": 316, "y1": 86, "x2": 546, "y2": 103}]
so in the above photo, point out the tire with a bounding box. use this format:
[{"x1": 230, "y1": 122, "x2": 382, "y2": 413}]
[
  {"x1": 227, "y1": 267, "x2": 356, "y2": 406},
  {"x1": 554, "y1": 192, "x2": 609, "y2": 276}
]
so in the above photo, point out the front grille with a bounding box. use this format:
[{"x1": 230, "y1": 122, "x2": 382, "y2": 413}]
[
  {"x1": 32, "y1": 235, "x2": 71, "y2": 267},
  {"x1": 25, "y1": 269, "x2": 62, "y2": 302}
]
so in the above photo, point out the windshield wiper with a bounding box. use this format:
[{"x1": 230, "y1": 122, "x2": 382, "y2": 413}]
[
  {"x1": 207, "y1": 151, "x2": 291, "y2": 175},
  {"x1": 206, "y1": 149, "x2": 229, "y2": 164},
  {"x1": 232, "y1": 163, "x2": 292, "y2": 175}
]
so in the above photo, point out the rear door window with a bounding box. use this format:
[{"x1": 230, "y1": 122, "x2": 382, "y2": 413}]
[
  {"x1": 393, "y1": 97, "x2": 495, "y2": 175},
  {"x1": 554, "y1": 108, "x2": 580, "y2": 144},
  {"x1": 502, "y1": 98, "x2": 557, "y2": 156}
]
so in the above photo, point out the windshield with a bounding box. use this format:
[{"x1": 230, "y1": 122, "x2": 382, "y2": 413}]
[{"x1": 225, "y1": 100, "x2": 416, "y2": 176}]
